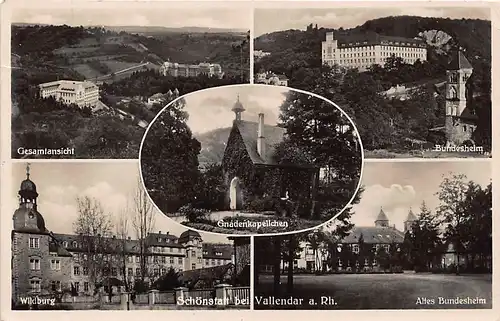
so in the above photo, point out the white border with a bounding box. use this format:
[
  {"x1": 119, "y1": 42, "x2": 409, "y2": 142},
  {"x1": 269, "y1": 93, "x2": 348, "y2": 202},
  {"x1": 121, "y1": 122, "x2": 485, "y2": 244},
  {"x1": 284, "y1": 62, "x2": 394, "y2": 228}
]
[{"x1": 138, "y1": 83, "x2": 365, "y2": 237}]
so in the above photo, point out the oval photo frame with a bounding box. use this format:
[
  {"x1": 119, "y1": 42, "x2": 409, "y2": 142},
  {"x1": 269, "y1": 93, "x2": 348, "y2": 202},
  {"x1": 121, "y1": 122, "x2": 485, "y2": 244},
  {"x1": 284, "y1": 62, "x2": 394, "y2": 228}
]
[{"x1": 139, "y1": 84, "x2": 365, "y2": 237}]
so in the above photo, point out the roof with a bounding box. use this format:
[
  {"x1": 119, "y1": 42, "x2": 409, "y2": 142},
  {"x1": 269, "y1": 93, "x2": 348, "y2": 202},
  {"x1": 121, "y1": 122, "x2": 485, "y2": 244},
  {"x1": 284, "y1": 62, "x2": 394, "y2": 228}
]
[
  {"x1": 12, "y1": 207, "x2": 47, "y2": 233},
  {"x1": 341, "y1": 226, "x2": 405, "y2": 244},
  {"x1": 203, "y1": 243, "x2": 233, "y2": 260},
  {"x1": 180, "y1": 263, "x2": 234, "y2": 288},
  {"x1": 38, "y1": 80, "x2": 98, "y2": 91},
  {"x1": 178, "y1": 230, "x2": 201, "y2": 243},
  {"x1": 375, "y1": 208, "x2": 389, "y2": 221},
  {"x1": 448, "y1": 51, "x2": 473, "y2": 70},
  {"x1": 234, "y1": 120, "x2": 286, "y2": 165},
  {"x1": 328, "y1": 31, "x2": 425, "y2": 48},
  {"x1": 405, "y1": 209, "x2": 417, "y2": 222}
]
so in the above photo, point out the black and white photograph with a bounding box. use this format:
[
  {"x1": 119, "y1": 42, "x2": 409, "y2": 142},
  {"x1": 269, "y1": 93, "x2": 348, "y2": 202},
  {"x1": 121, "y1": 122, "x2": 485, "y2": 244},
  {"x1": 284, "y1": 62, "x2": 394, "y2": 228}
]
[
  {"x1": 253, "y1": 161, "x2": 492, "y2": 310},
  {"x1": 254, "y1": 7, "x2": 491, "y2": 158},
  {"x1": 140, "y1": 84, "x2": 363, "y2": 235},
  {"x1": 10, "y1": 162, "x2": 251, "y2": 310},
  {"x1": 11, "y1": 3, "x2": 250, "y2": 159}
]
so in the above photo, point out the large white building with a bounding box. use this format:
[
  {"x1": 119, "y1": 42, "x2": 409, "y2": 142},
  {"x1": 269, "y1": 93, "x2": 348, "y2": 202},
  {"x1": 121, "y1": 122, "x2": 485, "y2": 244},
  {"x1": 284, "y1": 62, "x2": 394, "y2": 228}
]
[
  {"x1": 160, "y1": 62, "x2": 224, "y2": 78},
  {"x1": 38, "y1": 80, "x2": 100, "y2": 109},
  {"x1": 322, "y1": 31, "x2": 427, "y2": 72}
]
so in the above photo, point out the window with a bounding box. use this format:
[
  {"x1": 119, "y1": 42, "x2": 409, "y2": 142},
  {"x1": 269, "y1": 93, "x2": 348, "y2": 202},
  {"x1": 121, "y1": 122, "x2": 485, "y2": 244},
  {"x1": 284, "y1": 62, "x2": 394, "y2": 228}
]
[
  {"x1": 135, "y1": 256, "x2": 140, "y2": 263},
  {"x1": 161, "y1": 268, "x2": 166, "y2": 275},
  {"x1": 128, "y1": 268, "x2": 133, "y2": 276},
  {"x1": 352, "y1": 244, "x2": 360, "y2": 254},
  {"x1": 111, "y1": 267, "x2": 117, "y2": 276},
  {"x1": 157, "y1": 237, "x2": 162, "y2": 243},
  {"x1": 74, "y1": 266, "x2": 80, "y2": 276},
  {"x1": 51, "y1": 281, "x2": 61, "y2": 291},
  {"x1": 191, "y1": 251, "x2": 196, "y2": 257},
  {"x1": 128, "y1": 256, "x2": 133, "y2": 263},
  {"x1": 191, "y1": 263, "x2": 196, "y2": 270},
  {"x1": 178, "y1": 258, "x2": 182, "y2": 264},
  {"x1": 153, "y1": 256, "x2": 158, "y2": 263},
  {"x1": 198, "y1": 258, "x2": 202, "y2": 263},
  {"x1": 169, "y1": 257, "x2": 174, "y2": 264},
  {"x1": 136, "y1": 268, "x2": 140, "y2": 276},
  {"x1": 153, "y1": 268, "x2": 159, "y2": 276},
  {"x1": 72, "y1": 241, "x2": 78, "y2": 248},
  {"x1": 216, "y1": 252, "x2": 223, "y2": 256},
  {"x1": 30, "y1": 258, "x2": 40, "y2": 270},
  {"x1": 29, "y1": 237, "x2": 40, "y2": 249},
  {"x1": 50, "y1": 259, "x2": 60, "y2": 270},
  {"x1": 463, "y1": 126, "x2": 467, "y2": 132},
  {"x1": 161, "y1": 256, "x2": 166, "y2": 263},
  {"x1": 30, "y1": 280, "x2": 41, "y2": 293},
  {"x1": 74, "y1": 282, "x2": 80, "y2": 292},
  {"x1": 84, "y1": 282, "x2": 89, "y2": 292},
  {"x1": 203, "y1": 251, "x2": 208, "y2": 255},
  {"x1": 83, "y1": 267, "x2": 88, "y2": 276},
  {"x1": 211, "y1": 259, "x2": 215, "y2": 265}
]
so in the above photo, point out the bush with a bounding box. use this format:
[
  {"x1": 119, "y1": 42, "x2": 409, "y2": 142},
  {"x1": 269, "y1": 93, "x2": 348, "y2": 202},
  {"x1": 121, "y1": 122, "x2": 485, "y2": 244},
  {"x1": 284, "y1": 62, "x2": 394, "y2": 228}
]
[
  {"x1": 179, "y1": 204, "x2": 209, "y2": 223},
  {"x1": 247, "y1": 196, "x2": 278, "y2": 212}
]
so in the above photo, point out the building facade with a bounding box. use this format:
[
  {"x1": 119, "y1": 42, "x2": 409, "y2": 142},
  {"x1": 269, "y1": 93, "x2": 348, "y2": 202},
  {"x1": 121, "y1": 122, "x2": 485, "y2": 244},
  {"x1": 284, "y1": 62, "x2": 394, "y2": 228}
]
[
  {"x1": 322, "y1": 31, "x2": 427, "y2": 72},
  {"x1": 160, "y1": 62, "x2": 224, "y2": 78},
  {"x1": 11, "y1": 166, "x2": 233, "y2": 302},
  {"x1": 38, "y1": 80, "x2": 99, "y2": 109},
  {"x1": 221, "y1": 97, "x2": 318, "y2": 214}
]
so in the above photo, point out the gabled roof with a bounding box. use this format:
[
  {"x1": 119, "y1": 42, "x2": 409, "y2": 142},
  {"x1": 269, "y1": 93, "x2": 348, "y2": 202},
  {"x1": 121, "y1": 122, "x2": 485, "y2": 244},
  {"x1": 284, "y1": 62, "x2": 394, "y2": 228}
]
[
  {"x1": 180, "y1": 263, "x2": 234, "y2": 288},
  {"x1": 341, "y1": 226, "x2": 405, "y2": 244},
  {"x1": 375, "y1": 208, "x2": 389, "y2": 221},
  {"x1": 233, "y1": 120, "x2": 286, "y2": 165},
  {"x1": 448, "y1": 51, "x2": 473, "y2": 70}
]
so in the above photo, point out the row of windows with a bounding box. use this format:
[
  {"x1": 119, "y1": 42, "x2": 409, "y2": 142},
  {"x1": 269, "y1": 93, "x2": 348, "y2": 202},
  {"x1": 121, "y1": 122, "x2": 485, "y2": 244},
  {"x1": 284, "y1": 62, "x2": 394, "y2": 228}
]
[
  {"x1": 324, "y1": 44, "x2": 426, "y2": 53},
  {"x1": 150, "y1": 246, "x2": 183, "y2": 254}
]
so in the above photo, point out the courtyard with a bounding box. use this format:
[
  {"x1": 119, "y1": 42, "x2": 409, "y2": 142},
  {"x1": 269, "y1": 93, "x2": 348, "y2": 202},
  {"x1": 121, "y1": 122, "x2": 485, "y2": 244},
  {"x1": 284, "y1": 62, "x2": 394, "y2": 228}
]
[{"x1": 254, "y1": 272, "x2": 492, "y2": 310}]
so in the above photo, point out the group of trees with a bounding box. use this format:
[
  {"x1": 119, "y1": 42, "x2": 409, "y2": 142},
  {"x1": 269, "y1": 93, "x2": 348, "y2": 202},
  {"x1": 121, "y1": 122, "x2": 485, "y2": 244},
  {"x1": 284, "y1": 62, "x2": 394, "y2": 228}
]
[
  {"x1": 254, "y1": 18, "x2": 492, "y2": 152},
  {"x1": 273, "y1": 89, "x2": 363, "y2": 219},
  {"x1": 68, "y1": 179, "x2": 182, "y2": 297},
  {"x1": 255, "y1": 172, "x2": 492, "y2": 295}
]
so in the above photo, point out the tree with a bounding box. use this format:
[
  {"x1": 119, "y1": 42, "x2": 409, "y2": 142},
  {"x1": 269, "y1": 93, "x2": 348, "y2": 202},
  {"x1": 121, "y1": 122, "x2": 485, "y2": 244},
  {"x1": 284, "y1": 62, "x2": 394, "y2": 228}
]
[
  {"x1": 194, "y1": 163, "x2": 227, "y2": 210},
  {"x1": 73, "y1": 196, "x2": 114, "y2": 295},
  {"x1": 409, "y1": 202, "x2": 441, "y2": 272},
  {"x1": 435, "y1": 173, "x2": 470, "y2": 274},
  {"x1": 278, "y1": 89, "x2": 362, "y2": 217},
  {"x1": 140, "y1": 97, "x2": 202, "y2": 213},
  {"x1": 154, "y1": 268, "x2": 181, "y2": 291},
  {"x1": 115, "y1": 207, "x2": 131, "y2": 292},
  {"x1": 130, "y1": 178, "x2": 155, "y2": 286}
]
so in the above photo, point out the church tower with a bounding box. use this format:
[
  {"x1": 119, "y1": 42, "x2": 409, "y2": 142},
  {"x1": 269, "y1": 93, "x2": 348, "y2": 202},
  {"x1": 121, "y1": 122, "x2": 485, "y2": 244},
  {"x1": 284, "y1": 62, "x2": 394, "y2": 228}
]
[
  {"x1": 231, "y1": 95, "x2": 245, "y2": 121},
  {"x1": 403, "y1": 208, "x2": 418, "y2": 233},
  {"x1": 374, "y1": 208, "x2": 389, "y2": 228},
  {"x1": 444, "y1": 49, "x2": 476, "y2": 146},
  {"x1": 179, "y1": 230, "x2": 203, "y2": 271}
]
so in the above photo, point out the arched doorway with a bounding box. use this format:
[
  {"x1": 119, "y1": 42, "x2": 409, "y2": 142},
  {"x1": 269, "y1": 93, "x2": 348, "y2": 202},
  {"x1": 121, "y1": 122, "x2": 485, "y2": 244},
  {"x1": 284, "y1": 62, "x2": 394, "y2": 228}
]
[{"x1": 229, "y1": 177, "x2": 242, "y2": 210}]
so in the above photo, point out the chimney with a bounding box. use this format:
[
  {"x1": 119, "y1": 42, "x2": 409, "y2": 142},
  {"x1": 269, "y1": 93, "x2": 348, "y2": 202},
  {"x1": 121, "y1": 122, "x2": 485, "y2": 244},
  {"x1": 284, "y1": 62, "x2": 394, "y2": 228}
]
[
  {"x1": 159, "y1": 231, "x2": 161, "y2": 234},
  {"x1": 257, "y1": 113, "x2": 265, "y2": 158},
  {"x1": 127, "y1": 237, "x2": 131, "y2": 240},
  {"x1": 166, "y1": 232, "x2": 169, "y2": 235}
]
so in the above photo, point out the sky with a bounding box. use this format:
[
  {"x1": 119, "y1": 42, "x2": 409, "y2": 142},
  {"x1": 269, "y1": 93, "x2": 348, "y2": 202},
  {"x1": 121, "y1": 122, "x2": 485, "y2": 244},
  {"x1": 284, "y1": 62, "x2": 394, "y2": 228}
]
[
  {"x1": 12, "y1": 6, "x2": 250, "y2": 30},
  {"x1": 349, "y1": 161, "x2": 492, "y2": 231},
  {"x1": 254, "y1": 7, "x2": 491, "y2": 37},
  {"x1": 10, "y1": 162, "x2": 231, "y2": 244},
  {"x1": 183, "y1": 85, "x2": 289, "y2": 135}
]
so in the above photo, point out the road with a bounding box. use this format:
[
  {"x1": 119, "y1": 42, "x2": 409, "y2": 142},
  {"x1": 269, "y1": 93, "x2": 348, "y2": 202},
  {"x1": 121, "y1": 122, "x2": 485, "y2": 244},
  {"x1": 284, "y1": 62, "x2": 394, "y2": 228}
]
[{"x1": 254, "y1": 272, "x2": 492, "y2": 310}]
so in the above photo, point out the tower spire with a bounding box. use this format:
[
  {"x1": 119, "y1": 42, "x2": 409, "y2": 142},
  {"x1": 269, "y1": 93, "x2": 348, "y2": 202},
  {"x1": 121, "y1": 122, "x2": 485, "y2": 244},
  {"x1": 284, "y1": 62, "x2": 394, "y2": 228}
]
[
  {"x1": 26, "y1": 163, "x2": 31, "y2": 180},
  {"x1": 231, "y1": 94, "x2": 245, "y2": 121}
]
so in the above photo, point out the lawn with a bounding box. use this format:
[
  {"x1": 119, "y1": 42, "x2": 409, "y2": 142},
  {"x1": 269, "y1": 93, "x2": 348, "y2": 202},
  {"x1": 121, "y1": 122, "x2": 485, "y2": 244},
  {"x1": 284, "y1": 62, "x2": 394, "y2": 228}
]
[{"x1": 254, "y1": 273, "x2": 492, "y2": 310}]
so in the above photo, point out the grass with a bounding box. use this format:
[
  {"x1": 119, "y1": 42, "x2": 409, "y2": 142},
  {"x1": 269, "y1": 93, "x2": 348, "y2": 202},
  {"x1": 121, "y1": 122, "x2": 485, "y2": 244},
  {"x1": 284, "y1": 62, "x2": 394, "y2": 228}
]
[{"x1": 255, "y1": 273, "x2": 492, "y2": 310}]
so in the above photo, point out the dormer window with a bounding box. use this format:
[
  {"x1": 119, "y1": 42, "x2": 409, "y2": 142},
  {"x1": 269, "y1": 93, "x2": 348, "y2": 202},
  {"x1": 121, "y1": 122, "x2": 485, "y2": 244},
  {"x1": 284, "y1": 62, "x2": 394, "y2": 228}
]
[
  {"x1": 216, "y1": 252, "x2": 223, "y2": 256},
  {"x1": 157, "y1": 238, "x2": 162, "y2": 242},
  {"x1": 72, "y1": 241, "x2": 78, "y2": 248},
  {"x1": 203, "y1": 251, "x2": 208, "y2": 255},
  {"x1": 63, "y1": 241, "x2": 68, "y2": 247}
]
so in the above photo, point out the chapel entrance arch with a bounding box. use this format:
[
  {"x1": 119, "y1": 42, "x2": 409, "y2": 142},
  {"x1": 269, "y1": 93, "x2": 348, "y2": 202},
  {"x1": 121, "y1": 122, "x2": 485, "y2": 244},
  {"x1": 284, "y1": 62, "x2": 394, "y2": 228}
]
[{"x1": 229, "y1": 177, "x2": 243, "y2": 210}]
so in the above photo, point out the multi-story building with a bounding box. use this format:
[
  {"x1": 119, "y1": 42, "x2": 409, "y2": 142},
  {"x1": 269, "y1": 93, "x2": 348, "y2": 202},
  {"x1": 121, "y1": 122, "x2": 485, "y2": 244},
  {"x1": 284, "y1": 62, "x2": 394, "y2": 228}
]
[
  {"x1": 160, "y1": 62, "x2": 224, "y2": 78},
  {"x1": 322, "y1": 31, "x2": 427, "y2": 72},
  {"x1": 11, "y1": 166, "x2": 233, "y2": 302},
  {"x1": 253, "y1": 50, "x2": 271, "y2": 60},
  {"x1": 260, "y1": 208, "x2": 417, "y2": 273},
  {"x1": 38, "y1": 80, "x2": 100, "y2": 110},
  {"x1": 255, "y1": 71, "x2": 289, "y2": 86}
]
